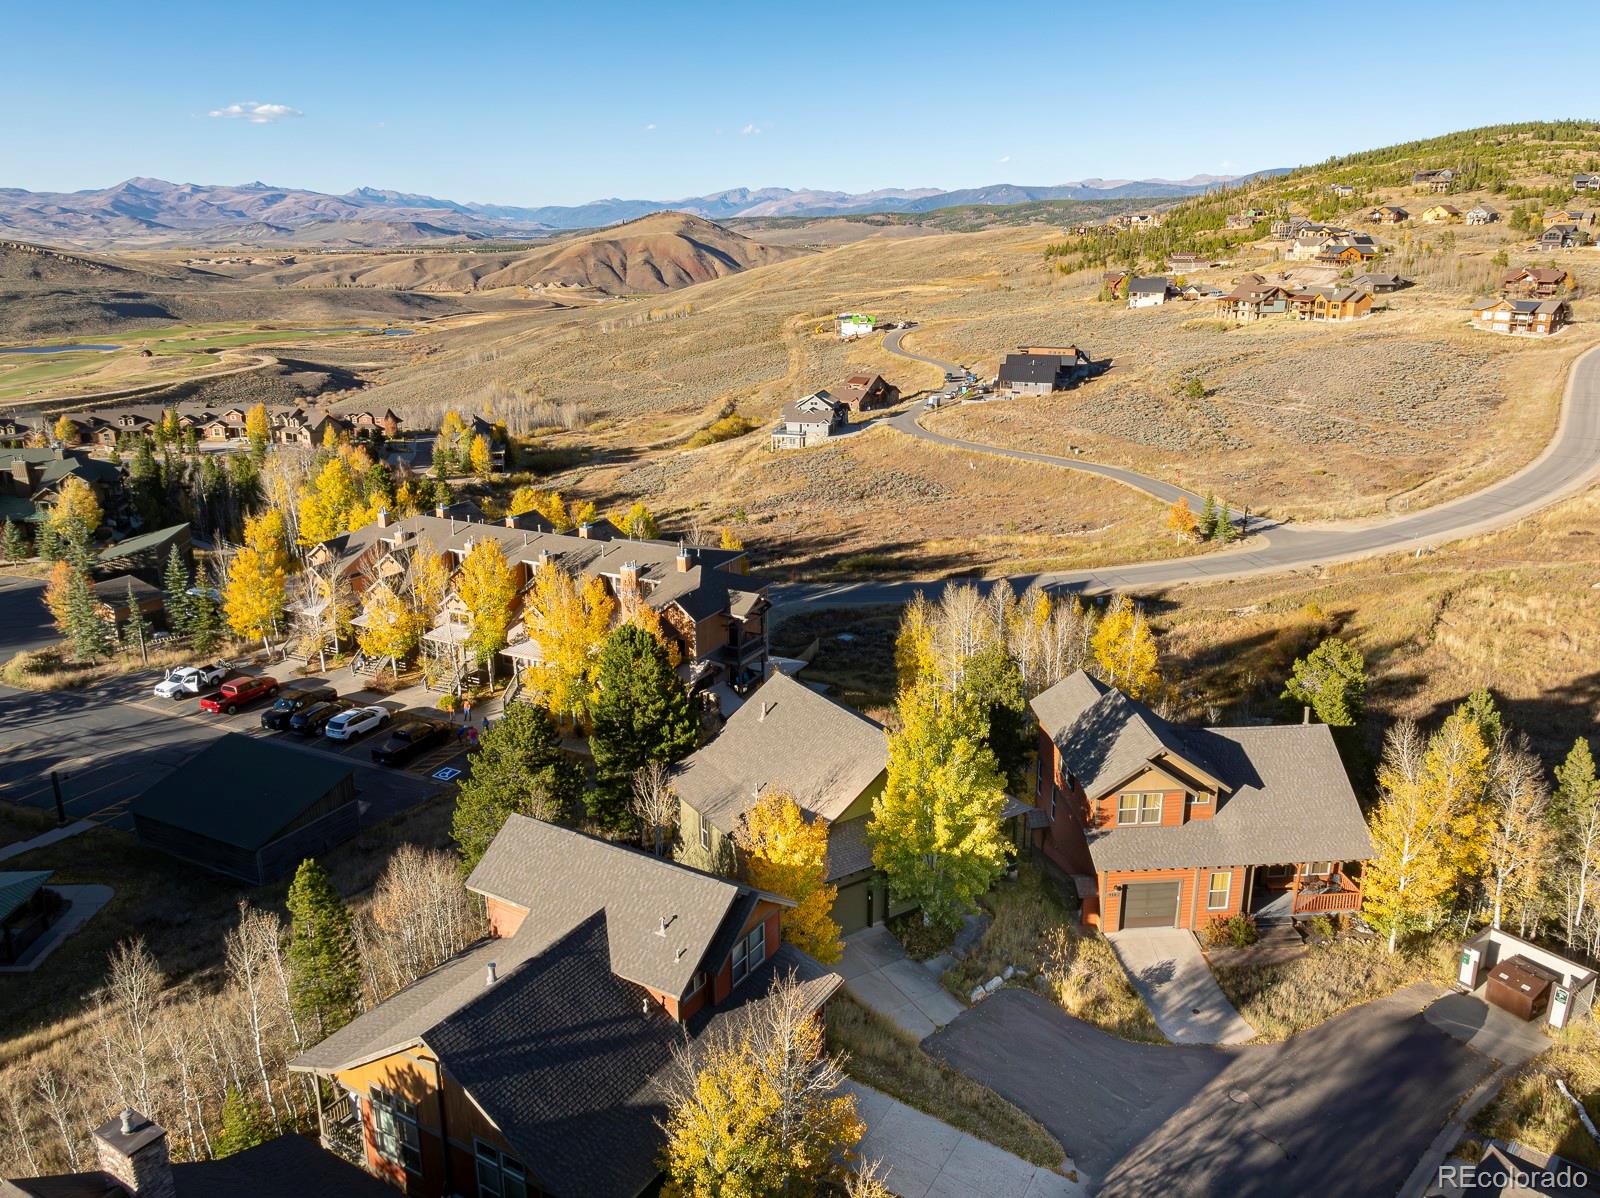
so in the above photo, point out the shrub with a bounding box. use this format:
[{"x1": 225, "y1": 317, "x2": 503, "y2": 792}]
[
  {"x1": 437, "y1": 693, "x2": 460, "y2": 713},
  {"x1": 1201, "y1": 914, "x2": 1259, "y2": 949},
  {"x1": 686, "y1": 412, "x2": 757, "y2": 449}
]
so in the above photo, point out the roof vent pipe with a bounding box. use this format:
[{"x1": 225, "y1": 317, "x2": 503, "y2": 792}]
[
  {"x1": 486, "y1": 962, "x2": 497, "y2": 986},
  {"x1": 1303, "y1": 706, "x2": 1311, "y2": 725}
]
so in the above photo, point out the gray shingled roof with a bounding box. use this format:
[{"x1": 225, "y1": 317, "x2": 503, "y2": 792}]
[
  {"x1": 672, "y1": 672, "x2": 887, "y2": 832},
  {"x1": 1128, "y1": 276, "x2": 1171, "y2": 295},
  {"x1": 466, "y1": 817, "x2": 788, "y2": 1001},
  {"x1": 824, "y1": 816, "x2": 874, "y2": 881},
  {"x1": 1031, "y1": 671, "x2": 1370, "y2": 870}
]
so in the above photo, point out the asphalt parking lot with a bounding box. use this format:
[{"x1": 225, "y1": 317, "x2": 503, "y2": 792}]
[{"x1": 0, "y1": 665, "x2": 467, "y2": 832}]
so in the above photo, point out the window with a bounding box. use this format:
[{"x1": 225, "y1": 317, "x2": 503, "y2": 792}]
[
  {"x1": 731, "y1": 921, "x2": 766, "y2": 987},
  {"x1": 1207, "y1": 871, "x2": 1231, "y2": 911},
  {"x1": 1302, "y1": 861, "x2": 1334, "y2": 878},
  {"x1": 1117, "y1": 792, "x2": 1163, "y2": 826},
  {"x1": 475, "y1": 1140, "x2": 528, "y2": 1198},
  {"x1": 1050, "y1": 794, "x2": 1057, "y2": 821},
  {"x1": 369, "y1": 1087, "x2": 421, "y2": 1174},
  {"x1": 688, "y1": 969, "x2": 707, "y2": 996},
  {"x1": 699, "y1": 818, "x2": 711, "y2": 852},
  {"x1": 1188, "y1": 790, "x2": 1209, "y2": 806}
]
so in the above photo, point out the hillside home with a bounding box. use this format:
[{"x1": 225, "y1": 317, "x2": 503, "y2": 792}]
[
  {"x1": 1030, "y1": 671, "x2": 1371, "y2": 931},
  {"x1": 1314, "y1": 242, "x2": 1379, "y2": 267},
  {"x1": 996, "y1": 345, "x2": 1092, "y2": 395},
  {"x1": 1179, "y1": 282, "x2": 1225, "y2": 301},
  {"x1": 1472, "y1": 297, "x2": 1571, "y2": 337},
  {"x1": 307, "y1": 509, "x2": 767, "y2": 694},
  {"x1": 0, "y1": 1109, "x2": 396, "y2": 1198},
  {"x1": 1370, "y1": 205, "x2": 1409, "y2": 224},
  {"x1": 1351, "y1": 271, "x2": 1411, "y2": 293},
  {"x1": 290, "y1": 817, "x2": 841, "y2": 1198},
  {"x1": 1544, "y1": 208, "x2": 1595, "y2": 227},
  {"x1": 832, "y1": 373, "x2": 899, "y2": 411},
  {"x1": 836, "y1": 312, "x2": 876, "y2": 340},
  {"x1": 1101, "y1": 270, "x2": 1131, "y2": 298},
  {"x1": 1576, "y1": 173, "x2": 1600, "y2": 192},
  {"x1": 63, "y1": 402, "x2": 364, "y2": 450},
  {"x1": 1502, "y1": 267, "x2": 1574, "y2": 298},
  {"x1": 1127, "y1": 276, "x2": 1175, "y2": 308},
  {"x1": 1215, "y1": 280, "x2": 1293, "y2": 321},
  {"x1": 0, "y1": 416, "x2": 31, "y2": 449},
  {"x1": 0, "y1": 446, "x2": 123, "y2": 527},
  {"x1": 1269, "y1": 216, "x2": 1308, "y2": 240},
  {"x1": 1465, "y1": 204, "x2": 1498, "y2": 225},
  {"x1": 1290, "y1": 286, "x2": 1373, "y2": 322},
  {"x1": 1224, "y1": 213, "x2": 1257, "y2": 230},
  {"x1": 1412, "y1": 168, "x2": 1456, "y2": 193},
  {"x1": 673, "y1": 671, "x2": 893, "y2": 934},
  {"x1": 1540, "y1": 223, "x2": 1589, "y2": 249},
  {"x1": 770, "y1": 390, "x2": 849, "y2": 449},
  {"x1": 1421, "y1": 203, "x2": 1462, "y2": 224},
  {"x1": 1166, "y1": 252, "x2": 1212, "y2": 273},
  {"x1": 1328, "y1": 183, "x2": 1356, "y2": 198},
  {"x1": 1117, "y1": 212, "x2": 1163, "y2": 230}
]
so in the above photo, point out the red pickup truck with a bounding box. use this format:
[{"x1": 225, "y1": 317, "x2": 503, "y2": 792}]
[{"x1": 199, "y1": 675, "x2": 279, "y2": 715}]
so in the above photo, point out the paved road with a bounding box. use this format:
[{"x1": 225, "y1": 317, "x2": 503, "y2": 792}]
[
  {"x1": 0, "y1": 670, "x2": 450, "y2": 833},
  {"x1": 779, "y1": 332, "x2": 1600, "y2": 612},
  {"x1": 924, "y1": 984, "x2": 1536, "y2": 1196},
  {"x1": 0, "y1": 576, "x2": 56, "y2": 658}
]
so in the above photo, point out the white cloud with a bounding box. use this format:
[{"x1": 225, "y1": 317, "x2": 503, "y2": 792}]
[
  {"x1": 998, "y1": 154, "x2": 1011, "y2": 164},
  {"x1": 740, "y1": 123, "x2": 762, "y2": 136},
  {"x1": 209, "y1": 101, "x2": 303, "y2": 124},
  {"x1": 644, "y1": 122, "x2": 657, "y2": 131}
]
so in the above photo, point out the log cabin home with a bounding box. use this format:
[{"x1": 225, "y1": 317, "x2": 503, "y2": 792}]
[
  {"x1": 1029, "y1": 672, "x2": 1371, "y2": 932},
  {"x1": 1502, "y1": 267, "x2": 1575, "y2": 298},
  {"x1": 290, "y1": 817, "x2": 840, "y2": 1198},
  {"x1": 1472, "y1": 297, "x2": 1572, "y2": 337},
  {"x1": 307, "y1": 508, "x2": 767, "y2": 694},
  {"x1": 1289, "y1": 285, "x2": 1373, "y2": 322}
]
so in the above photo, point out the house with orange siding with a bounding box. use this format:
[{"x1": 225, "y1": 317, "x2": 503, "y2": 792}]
[
  {"x1": 1029, "y1": 672, "x2": 1370, "y2": 933},
  {"x1": 290, "y1": 817, "x2": 839, "y2": 1198}
]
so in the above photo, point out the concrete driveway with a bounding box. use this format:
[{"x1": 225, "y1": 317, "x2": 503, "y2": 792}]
[
  {"x1": 846, "y1": 1081, "x2": 1085, "y2": 1198},
  {"x1": 1107, "y1": 928, "x2": 1256, "y2": 1045},
  {"x1": 926, "y1": 984, "x2": 1531, "y2": 1196},
  {"x1": 838, "y1": 925, "x2": 964, "y2": 1041}
]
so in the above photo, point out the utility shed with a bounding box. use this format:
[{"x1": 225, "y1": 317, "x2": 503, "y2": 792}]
[{"x1": 130, "y1": 734, "x2": 358, "y2": 885}]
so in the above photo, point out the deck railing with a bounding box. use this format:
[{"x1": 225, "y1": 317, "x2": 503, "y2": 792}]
[{"x1": 1292, "y1": 876, "x2": 1362, "y2": 914}]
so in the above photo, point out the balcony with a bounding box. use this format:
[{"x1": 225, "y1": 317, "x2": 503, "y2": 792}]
[
  {"x1": 317, "y1": 1092, "x2": 364, "y2": 1166},
  {"x1": 1291, "y1": 875, "x2": 1362, "y2": 915}
]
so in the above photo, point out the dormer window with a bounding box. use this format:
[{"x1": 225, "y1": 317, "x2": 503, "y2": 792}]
[
  {"x1": 731, "y1": 922, "x2": 765, "y2": 987},
  {"x1": 1117, "y1": 792, "x2": 1163, "y2": 826},
  {"x1": 1189, "y1": 790, "x2": 1210, "y2": 806}
]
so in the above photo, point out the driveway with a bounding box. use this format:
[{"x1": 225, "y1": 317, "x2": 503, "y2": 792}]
[
  {"x1": 926, "y1": 984, "x2": 1528, "y2": 1196},
  {"x1": 1106, "y1": 928, "x2": 1256, "y2": 1045},
  {"x1": 845, "y1": 1081, "x2": 1084, "y2": 1198},
  {"x1": 838, "y1": 925, "x2": 964, "y2": 1041}
]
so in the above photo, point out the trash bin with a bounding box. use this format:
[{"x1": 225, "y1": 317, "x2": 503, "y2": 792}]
[{"x1": 1484, "y1": 955, "x2": 1558, "y2": 1022}]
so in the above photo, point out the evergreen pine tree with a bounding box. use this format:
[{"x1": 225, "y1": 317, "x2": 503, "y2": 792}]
[
  {"x1": 36, "y1": 521, "x2": 62, "y2": 561},
  {"x1": 64, "y1": 568, "x2": 115, "y2": 661},
  {"x1": 1198, "y1": 494, "x2": 1218, "y2": 539},
  {"x1": 1212, "y1": 498, "x2": 1235, "y2": 543},
  {"x1": 123, "y1": 578, "x2": 151, "y2": 664},
  {"x1": 588, "y1": 624, "x2": 698, "y2": 833},
  {"x1": 451, "y1": 702, "x2": 583, "y2": 871},
  {"x1": 189, "y1": 590, "x2": 224, "y2": 655},
  {"x1": 285, "y1": 859, "x2": 362, "y2": 1039},
  {"x1": 213, "y1": 1088, "x2": 272, "y2": 1157},
  {"x1": 1, "y1": 518, "x2": 28, "y2": 562},
  {"x1": 161, "y1": 546, "x2": 192, "y2": 637}
]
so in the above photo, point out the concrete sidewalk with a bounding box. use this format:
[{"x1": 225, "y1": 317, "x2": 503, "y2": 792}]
[
  {"x1": 1107, "y1": 928, "x2": 1256, "y2": 1045},
  {"x1": 838, "y1": 926, "x2": 964, "y2": 1041},
  {"x1": 845, "y1": 1081, "x2": 1085, "y2": 1198}
]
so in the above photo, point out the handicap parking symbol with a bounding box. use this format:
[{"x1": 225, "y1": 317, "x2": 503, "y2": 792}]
[{"x1": 432, "y1": 766, "x2": 462, "y2": 781}]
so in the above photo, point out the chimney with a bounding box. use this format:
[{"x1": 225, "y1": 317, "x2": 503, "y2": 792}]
[
  {"x1": 486, "y1": 962, "x2": 497, "y2": 986},
  {"x1": 620, "y1": 560, "x2": 640, "y2": 587},
  {"x1": 435, "y1": 503, "x2": 449, "y2": 519},
  {"x1": 93, "y1": 1109, "x2": 176, "y2": 1198},
  {"x1": 504, "y1": 514, "x2": 519, "y2": 528},
  {"x1": 676, "y1": 541, "x2": 692, "y2": 573},
  {"x1": 376, "y1": 507, "x2": 390, "y2": 529},
  {"x1": 578, "y1": 521, "x2": 593, "y2": 539}
]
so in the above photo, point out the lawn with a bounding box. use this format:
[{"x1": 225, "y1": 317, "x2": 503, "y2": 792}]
[
  {"x1": 824, "y1": 991, "x2": 1065, "y2": 1170},
  {"x1": 1210, "y1": 935, "x2": 1456, "y2": 1042},
  {"x1": 945, "y1": 864, "x2": 1163, "y2": 1044}
]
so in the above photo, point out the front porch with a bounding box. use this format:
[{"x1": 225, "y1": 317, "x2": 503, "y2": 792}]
[{"x1": 1248, "y1": 863, "x2": 1362, "y2": 924}]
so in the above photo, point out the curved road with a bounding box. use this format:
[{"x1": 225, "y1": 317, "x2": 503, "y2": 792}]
[{"x1": 777, "y1": 330, "x2": 1600, "y2": 610}]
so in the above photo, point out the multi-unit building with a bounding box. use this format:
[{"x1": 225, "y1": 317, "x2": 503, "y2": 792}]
[
  {"x1": 1029, "y1": 671, "x2": 1371, "y2": 932},
  {"x1": 307, "y1": 507, "x2": 769, "y2": 693},
  {"x1": 56, "y1": 403, "x2": 400, "y2": 449},
  {"x1": 290, "y1": 817, "x2": 841, "y2": 1198}
]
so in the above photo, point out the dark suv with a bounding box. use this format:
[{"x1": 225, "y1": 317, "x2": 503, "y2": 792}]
[
  {"x1": 289, "y1": 698, "x2": 349, "y2": 735},
  {"x1": 371, "y1": 721, "x2": 451, "y2": 767},
  {"x1": 260, "y1": 685, "x2": 337, "y2": 731}
]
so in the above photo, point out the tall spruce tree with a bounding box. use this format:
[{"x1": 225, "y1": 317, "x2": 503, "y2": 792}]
[
  {"x1": 451, "y1": 702, "x2": 583, "y2": 871},
  {"x1": 587, "y1": 624, "x2": 697, "y2": 833},
  {"x1": 161, "y1": 546, "x2": 192, "y2": 637},
  {"x1": 189, "y1": 590, "x2": 224, "y2": 655},
  {"x1": 64, "y1": 567, "x2": 114, "y2": 661},
  {"x1": 123, "y1": 578, "x2": 151, "y2": 665},
  {"x1": 285, "y1": 859, "x2": 361, "y2": 1039},
  {"x1": 1198, "y1": 493, "x2": 1218, "y2": 539},
  {"x1": 213, "y1": 1088, "x2": 272, "y2": 1156},
  {"x1": 1, "y1": 518, "x2": 27, "y2": 562}
]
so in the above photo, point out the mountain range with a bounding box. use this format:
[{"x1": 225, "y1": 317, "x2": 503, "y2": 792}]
[{"x1": 0, "y1": 172, "x2": 1278, "y2": 250}]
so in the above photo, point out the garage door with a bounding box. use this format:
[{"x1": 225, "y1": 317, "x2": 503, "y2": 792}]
[
  {"x1": 1121, "y1": 882, "x2": 1181, "y2": 929},
  {"x1": 832, "y1": 878, "x2": 874, "y2": 936}
]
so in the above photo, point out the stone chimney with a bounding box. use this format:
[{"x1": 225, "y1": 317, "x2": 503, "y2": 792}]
[
  {"x1": 93, "y1": 1109, "x2": 176, "y2": 1198},
  {"x1": 620, "y1": 561, "x2": 640, "y2": 587},
  {"x1": 578, "y1": 521, "x2": 593, "y2": 539},
  {"x1": 504, "y1": 514, "x2": 519, "y2": 528},
  {"x1": 435, "y1": 503, "x2": 449, "y2": 519},
  {"x1": 676, "y1": 541, "x2": 693, "y2": 573},
  {"x1": 376, "y1": 507, "x2": 390, "y2": 529}
]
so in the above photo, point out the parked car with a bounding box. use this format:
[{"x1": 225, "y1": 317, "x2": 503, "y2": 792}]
[
  {"x1": 260, "y1": 685, "x2": 337, "y2": 731},
  {"x1": 152, "y1": 663, "x2": 228, "y2": 699},
  {"x1": 198, "y1": 676, "x2": 278, "y2": 715},
  {"x1": 324, "y1": 705, "x2": 391, "y2": 742},
  {"x1": 289, "y1": 699, "x2": 350, "y2": 736},
  {"x1": 371, "y1": 720, "x2": 451, "y2": 767}
]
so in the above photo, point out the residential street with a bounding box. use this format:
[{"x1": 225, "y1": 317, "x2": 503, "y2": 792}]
[
  {"x1": 924, "y1": 984, "x2": 1528, "y2": 1196},
  {"x1": 0, "y1": 576, "x2": 55, "y2": 658}
]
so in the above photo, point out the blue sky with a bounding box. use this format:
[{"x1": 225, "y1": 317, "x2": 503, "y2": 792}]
[{"x1": 5, "y1": 1, "x2": 1596, "y2": 205}]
